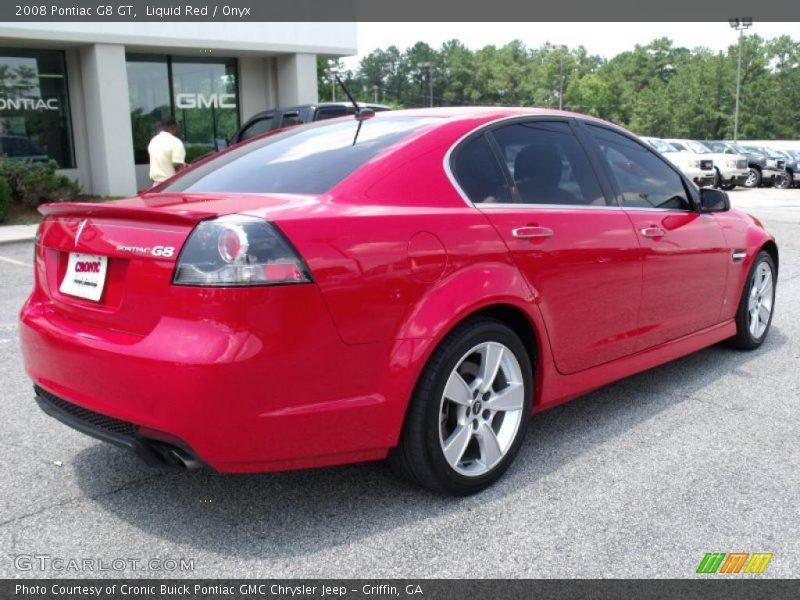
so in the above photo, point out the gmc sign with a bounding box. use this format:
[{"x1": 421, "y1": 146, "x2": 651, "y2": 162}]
[{"x1": 175, "y1": 93, "x2": 236, "y2": 110}]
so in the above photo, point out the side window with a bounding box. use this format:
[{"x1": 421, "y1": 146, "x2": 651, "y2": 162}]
[
  {"x1": 670, "y1": 141, "x2": 688, "y2": 152},
  {"x1": 238, "y1": 117, "x2": 274, "y2": 142},
  {"x1": 491, "y1": 121, "x2": 606, "y2": 205},
  {"x1": 588, "y1": 126, "x2": 691, "y2": 210},
  {"x1": 451, "y1": 134, "x2": 511, "y2": 204},
  {"x1": 315, "y1": 106, "x2": 348, "y2": 121},
  {"x1": 280, "y1": 112, "x2": 301, "y2": 128}
]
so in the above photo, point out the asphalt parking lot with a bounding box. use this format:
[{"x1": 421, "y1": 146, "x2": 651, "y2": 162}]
[{"x1": 1, "y1": 187, "x2": 798, "y2": 579}]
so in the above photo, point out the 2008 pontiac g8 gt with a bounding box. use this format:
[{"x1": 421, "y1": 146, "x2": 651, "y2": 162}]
[{"x1": 19, "y1": 108, "x2": 778, "y2": 495}]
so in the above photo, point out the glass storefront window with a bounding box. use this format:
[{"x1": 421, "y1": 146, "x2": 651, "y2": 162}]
[
  {"x1": 126, "y1": 55, "x2": 170, "y2": 165},
  {"x1": 0, "y1": 48, "x2": 74, "y2": 168},
  {"x1": 127, "y1": 54, "x2": 239, "y2": 165}
]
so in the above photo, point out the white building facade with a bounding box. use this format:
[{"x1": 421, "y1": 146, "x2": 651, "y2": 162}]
[{"x1": 0, "y1": 23, "x2": 356, "y2": 195}]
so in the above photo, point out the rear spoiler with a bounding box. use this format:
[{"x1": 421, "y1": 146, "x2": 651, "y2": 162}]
[{"x1": 38, "y1": 202, "x2": 216, "y2": 225}]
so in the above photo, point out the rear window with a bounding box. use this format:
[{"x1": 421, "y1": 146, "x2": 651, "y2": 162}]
[{"x1": 162, "y1": 116, "x2": 438, "y2": 194}]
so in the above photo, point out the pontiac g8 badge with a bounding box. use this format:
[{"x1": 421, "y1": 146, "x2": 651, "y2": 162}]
[{"x1": 115, "y1": 245, "x2": 175, "y2": 257}]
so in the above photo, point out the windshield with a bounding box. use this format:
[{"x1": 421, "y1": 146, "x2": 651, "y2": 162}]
[
  {"x1": 731, "y1": 143, "x2": 750, "y2": 154},
  {"x1": 706, "y1": 141, "x2": 727, "y2": 153},
  {"x1": 686, "y1": 140, "x2": 712, "y2": 154},
  {"x1": 645, "y1": 138, "x2": 677, "y2": 153},
  {"x1": 161, "y1": 116, "x2": 440, "y2": 194}
]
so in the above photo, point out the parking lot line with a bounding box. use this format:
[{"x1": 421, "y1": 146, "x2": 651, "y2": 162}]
[{"x1": 0, "y1": 256, "x2": 31, "y2": 268}]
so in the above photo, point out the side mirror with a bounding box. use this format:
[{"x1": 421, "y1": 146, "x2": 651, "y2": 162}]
[{"x1": 699, "y1": 188, "x2": 730, "y2": 212}]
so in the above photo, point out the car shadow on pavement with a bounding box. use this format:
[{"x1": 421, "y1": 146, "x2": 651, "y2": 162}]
[{"x1": 72, "y1": 327, "x2": 788, "y2": 561}]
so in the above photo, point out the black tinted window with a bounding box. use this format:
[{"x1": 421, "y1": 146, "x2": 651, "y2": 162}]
[
  {"x1": 589, "y1": 126, "x2": 690, "y2": 210},
  {"x1": 492, "y1": 121, "x2": 606, "y2": 205},
  {"x1": 162, "y1": 116, "x2": 438, "y2": 194},
  {"x1": 280, "y1": 112, "x2": 301, "y2": 128},
  {"x1": 238, "y1": 117, "x2": 274, "y2": 141},
  {"x1": 451, "y1": 135, "x2": 510, "y2": 204},
  {"x1": 316, "y1": 106, "x2": 348, "y2": 120}
]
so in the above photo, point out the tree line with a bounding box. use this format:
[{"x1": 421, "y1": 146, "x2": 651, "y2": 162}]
[{"x1": 318, "y1": 35, "x2": 800, "y2": 140}]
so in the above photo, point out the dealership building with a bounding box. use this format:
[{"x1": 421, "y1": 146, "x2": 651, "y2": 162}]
[{"x1": 0, "y1": 23, "x2": 356, "y2": 195}]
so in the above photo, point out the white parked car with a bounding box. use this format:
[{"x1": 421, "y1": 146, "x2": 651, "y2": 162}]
[
  {"x1": 665, "y1": 139, "x2": 749, "y2": 190},
  {"x1": 639, "y1": 137, "x2": 716, "y2": 187}
]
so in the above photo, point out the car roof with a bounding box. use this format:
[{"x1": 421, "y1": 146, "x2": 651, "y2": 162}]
[{"x1": 244, "y1": 106, "x2": 621, "y2": 130}]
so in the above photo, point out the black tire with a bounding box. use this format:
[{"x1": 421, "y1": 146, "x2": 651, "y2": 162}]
[
  {"x1": 389, "y1": 317, "x2": 533, "y2": 495},
  {"x1": 744, "y1": 168, "x2": 761, "y2": 188},
  {"x1": 774, "y1": 170, "x2": 792, "y2": 190},
  {"x1": 713, "y1": 168, "x2": 721, "y2": 189},
  {"x1": 728, "y1": 250, "x2": 776, "y2": 350}
]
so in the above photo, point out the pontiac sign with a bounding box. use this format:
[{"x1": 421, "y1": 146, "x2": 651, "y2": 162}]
[{"x1": 0, "y1": 97, "x2": 60, "y2": 111}]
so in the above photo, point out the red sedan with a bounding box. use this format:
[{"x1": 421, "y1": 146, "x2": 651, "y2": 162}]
[{"x1": 19, "y1": 108, "x2": 778, "y2": 495}]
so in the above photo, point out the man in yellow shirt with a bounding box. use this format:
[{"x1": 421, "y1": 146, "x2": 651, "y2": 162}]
[{"x1": 147, "y1": 117, "x2": 186, "y2": 184}]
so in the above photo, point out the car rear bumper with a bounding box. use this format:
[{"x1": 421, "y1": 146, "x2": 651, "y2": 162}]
[
  {"x1": 19, "y1": 285, "x2": 399, "y2": 472},
  {"x1": 34, "y1": 385, "x2": 203, "y2": 469}
]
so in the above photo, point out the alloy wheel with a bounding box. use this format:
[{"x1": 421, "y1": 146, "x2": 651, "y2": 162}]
[
  {"x1": 774, "y1": 172, "x2": 791, "y2": 190},
  {"x1": 747, "y1": 261, "x2": 774, "y2": 340},
  {"x1": 438, "y1": 341, "x2": 525, "y2": 477},
  {"x1": 744, "y1": 168, "x2": 760, "y2": 188}
]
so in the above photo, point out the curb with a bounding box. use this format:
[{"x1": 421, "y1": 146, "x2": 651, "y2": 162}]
[{"x1": 0, "y1": 225, "x2": 38, "y2": 245}]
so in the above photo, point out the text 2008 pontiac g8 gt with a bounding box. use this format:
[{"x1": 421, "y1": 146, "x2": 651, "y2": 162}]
[{"x1": 20, "y1": 108, "x2": 778, "y2": 495}]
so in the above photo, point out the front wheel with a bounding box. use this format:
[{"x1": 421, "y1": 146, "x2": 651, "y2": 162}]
[
  {"x1": 390, "y1": 318, "x2": 533, "y2": 495},
  {"x1": 774, "y1": 171, "x2": 792, "y2": 190},
  {"x1": 744, "y1": 168, "x2": 761, "y2": 188},
  {"x1": 728, "y1": 250, "x2": 776, "y2": 350}
]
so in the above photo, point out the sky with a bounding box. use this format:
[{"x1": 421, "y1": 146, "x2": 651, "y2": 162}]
[{"x1": 341, "y1": 22, "x2": 800, "y2": 68}]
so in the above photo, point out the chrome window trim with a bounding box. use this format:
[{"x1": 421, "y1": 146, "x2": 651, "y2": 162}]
[
  {"x1": 443, "y1": 114, "x2": 623, "y2": 211},
  {"x1": 478, "y1": 203, "x2": 691, "y2": 213},
  {"x1": 478, "y1": 203, "x2": 621, "y2": 211},
  {"x1": 442, "y1": 114, "x2": 696, "y2": 214},
  {"x1": 442, "y1": 114, "x2": 530, "y2": 208}
]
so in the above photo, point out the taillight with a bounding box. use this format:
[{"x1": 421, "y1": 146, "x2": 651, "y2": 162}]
[{"x1": 173, "y1": 215, "x2": 312, "y2": 287}]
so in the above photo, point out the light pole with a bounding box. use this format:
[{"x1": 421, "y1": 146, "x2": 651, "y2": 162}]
[
  {"x1": 372, "y1": 84, "x2": 379, "y2": 103},
  {"x1": 417, "y1": 61, "x2": 434, "y2": 107},
  {"x1": 729, "y1": 17, "x2": 752, "y2": 141},
  {"x1": 327, "y1": 65, "x2": 339, "y2": 102},
  {"x1": 544, "y1": 43, "x2": 568, "y2": 110}
]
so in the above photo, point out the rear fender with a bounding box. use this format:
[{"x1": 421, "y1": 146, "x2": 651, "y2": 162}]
[{"x1": 378, "y1": 263, "x2": 553, "y2": 445}]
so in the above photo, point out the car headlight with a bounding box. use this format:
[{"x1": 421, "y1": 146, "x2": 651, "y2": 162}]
[
  {"x1": 173, "y1": 215, "x2": 313, "y2": 287},
  {"x1": 687, "y1": 159, "x2": 700, "y2": 168},
  {"x1": 766, "y1": 159, "x2": 776, "y2": 168},
  {"x1": 725, "y1": 159, "x2": 735, "y2": 168}
]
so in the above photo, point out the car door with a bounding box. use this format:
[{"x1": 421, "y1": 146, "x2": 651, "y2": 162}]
[
  {"x1": 451, "y1": 119, "x2": 642, "y2": 375},
  {"x1": 582, "y1": 123, "x2": 730, "y2": 351}
]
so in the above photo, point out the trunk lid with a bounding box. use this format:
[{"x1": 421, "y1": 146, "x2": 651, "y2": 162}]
[{"x1": 36, "y1": 193, "x2": 321, "y2": 335}]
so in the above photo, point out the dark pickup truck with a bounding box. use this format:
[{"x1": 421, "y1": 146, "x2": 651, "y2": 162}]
[
  {"x1": 228, "y1": 102, "x2": 391, "y2": 146},
  {"x1": 706, "y1": 141, "x2": 784, "y2": 188}
]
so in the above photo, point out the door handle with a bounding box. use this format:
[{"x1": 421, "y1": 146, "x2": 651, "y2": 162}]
[
  {"x1": 640, "y1": 226, "x2": 666, "y2": 238},
  {"x1": 512, "y1": 226, "x2": 554, "y2": 239}
]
